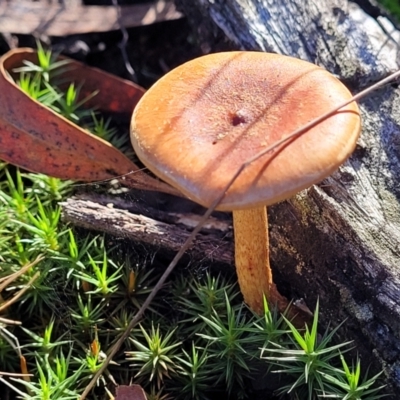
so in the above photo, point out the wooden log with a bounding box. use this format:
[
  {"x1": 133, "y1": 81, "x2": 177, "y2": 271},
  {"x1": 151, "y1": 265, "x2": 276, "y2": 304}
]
[
  {"x1": 172, "y1": 0, "x2": 400, "y2": 395},
  {"x1": 0, "y1": 0, "x2": 182, "y2": 36},
  {"x1": 61, "y1": 194, "x2": 233, "y2": 266}
]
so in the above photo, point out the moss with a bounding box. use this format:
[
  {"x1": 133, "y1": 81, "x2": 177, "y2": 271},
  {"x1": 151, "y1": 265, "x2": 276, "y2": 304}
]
[{"x1": 378, "y1": 0, "x2": 400, "y2": 22}]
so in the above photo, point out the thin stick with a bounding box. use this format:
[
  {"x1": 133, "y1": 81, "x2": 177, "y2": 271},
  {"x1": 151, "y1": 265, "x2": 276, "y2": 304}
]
[
  {"x1": 79, "y1": 68, "x2": 400, "y2": 400},
  {"x1": 0, "y1": 317, "x2": 21, "y2": 325},
  {"x1": 0, "y1": 371, "x2": 33, "y2": 377},
  {"x1": 0, "y1": 255, "x2": 43, "y2": 292},
  {"x1": 0, "y1": 272, "x2": 40, "y2": 313},
  {"x1": 111, "y1": 0, "x2": 136, "y2": 81}
]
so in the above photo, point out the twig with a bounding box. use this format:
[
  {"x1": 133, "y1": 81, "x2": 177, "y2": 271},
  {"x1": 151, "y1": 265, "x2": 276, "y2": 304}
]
[
  {"x1": 0, "y1": 255, "x2": 43, "y2": 292},
  {"x1": 111, "y1": 0, "x2": 136, "y2": 81},
  {"x1": 0, "y1": 272, "x2": 41, "y2": 313},
  {"x1": 0, "y1": 371, "x2": 33, "y2": 377}
]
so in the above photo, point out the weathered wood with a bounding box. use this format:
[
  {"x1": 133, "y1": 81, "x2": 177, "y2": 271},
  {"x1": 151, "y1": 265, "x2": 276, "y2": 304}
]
[
  {"x1": 0, "y1": 0, "x2": 182, "y2": 36},
  {"x1": 61, "y1": 194, "x2": 233, "y2": 265},
  {"x1": 173, "y1": 0, "x2": 400, "y2": 395}
]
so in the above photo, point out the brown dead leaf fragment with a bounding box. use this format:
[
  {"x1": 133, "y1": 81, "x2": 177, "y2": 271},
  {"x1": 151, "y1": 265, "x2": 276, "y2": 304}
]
[
  {"x1": 0, "y1": 48, "x2": 179, "y2": 196},
  {"x1": 115, "y1": 385, "x2": 146, "y2": 400}
]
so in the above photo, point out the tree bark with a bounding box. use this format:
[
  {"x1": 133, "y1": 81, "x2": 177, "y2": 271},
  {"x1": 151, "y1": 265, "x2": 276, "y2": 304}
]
[{"x1": 172, "y1": 0, "x2": 400, "y2": 395}]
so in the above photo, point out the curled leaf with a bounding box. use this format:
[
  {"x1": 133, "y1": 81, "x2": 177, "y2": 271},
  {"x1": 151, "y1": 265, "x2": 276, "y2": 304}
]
[{"x1": 0, "y1": 48, "x2": 179, "y2": 195}]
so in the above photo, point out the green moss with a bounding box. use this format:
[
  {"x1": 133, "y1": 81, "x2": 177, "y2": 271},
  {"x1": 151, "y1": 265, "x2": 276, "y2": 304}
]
[{"x1": 378, "y1": 0, "x2": 400, "y2": 22}]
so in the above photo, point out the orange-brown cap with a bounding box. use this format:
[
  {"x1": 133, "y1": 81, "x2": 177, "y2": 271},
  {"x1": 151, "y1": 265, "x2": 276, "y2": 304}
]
[{"x1": 131, "y1": 52, "x2": 361, "y2": 211}]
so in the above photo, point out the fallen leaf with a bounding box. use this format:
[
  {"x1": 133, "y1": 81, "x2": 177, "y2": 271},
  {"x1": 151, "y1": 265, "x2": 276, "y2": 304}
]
[
  {"x1": 0, "y1": 48, "x2": 179, "y2": 196},
  {"x1": 115, "y1": 385, "x2": 147, "y2": 400}
]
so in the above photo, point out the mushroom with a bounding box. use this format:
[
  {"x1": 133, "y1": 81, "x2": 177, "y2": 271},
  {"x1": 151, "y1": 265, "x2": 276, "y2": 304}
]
[{"x1": 130, "y1": 52, "x2": 361, "y2": 316}]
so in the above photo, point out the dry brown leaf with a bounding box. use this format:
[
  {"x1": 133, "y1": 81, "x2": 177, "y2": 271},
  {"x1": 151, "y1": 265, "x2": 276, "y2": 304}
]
[
  {"x1": 0, "y1": 48, "x2": 179, "y2": 195},
  {"x1": 115, "y1": 385, "x2": 147, "y2": 400}
]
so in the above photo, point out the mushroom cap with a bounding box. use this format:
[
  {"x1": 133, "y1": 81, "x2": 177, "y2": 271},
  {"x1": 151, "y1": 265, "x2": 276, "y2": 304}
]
[{"x1": 131, "y1": 52, "x2": 361, "y2": 211}]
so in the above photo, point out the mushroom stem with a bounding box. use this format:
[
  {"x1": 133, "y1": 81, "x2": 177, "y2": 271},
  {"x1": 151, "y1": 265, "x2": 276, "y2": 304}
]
[{"x1": 232, "y1": 206, "x2": 289, "y2": 314}]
